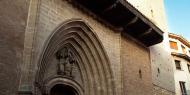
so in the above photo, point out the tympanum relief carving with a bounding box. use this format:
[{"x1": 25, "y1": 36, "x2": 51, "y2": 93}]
[{"x1": 56, "y1": 47, "x2": 76, "y2": 78}]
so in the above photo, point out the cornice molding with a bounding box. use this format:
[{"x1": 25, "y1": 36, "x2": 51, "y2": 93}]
[
  {"x1": 169, "y1": 33, "x2": 190, "y2": 48},
  {"x1": 171, "y1": 52, "x2": 190, "y2": 62},
  {"x1": 69, "y1": 0, "x2": 163, "y2": 46}
]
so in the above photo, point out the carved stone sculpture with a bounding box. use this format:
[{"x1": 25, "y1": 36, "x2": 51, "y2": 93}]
[{"x1": 56, "y1": 47, "x2": 75, "y2": 77}]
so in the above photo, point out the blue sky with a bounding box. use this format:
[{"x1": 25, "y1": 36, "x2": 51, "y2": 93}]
[{"x1": 164, "y1": 0, "x2": 190, "y2": 41}]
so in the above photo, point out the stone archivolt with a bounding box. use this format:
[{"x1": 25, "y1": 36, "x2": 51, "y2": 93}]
[{"x1": 35, "y1": 19, "x2": 115, "y2": 95}]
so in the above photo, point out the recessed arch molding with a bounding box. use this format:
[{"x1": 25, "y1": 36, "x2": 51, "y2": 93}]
[{"x1": 34, "y1": 19, "x2": 116, "y2": 95}]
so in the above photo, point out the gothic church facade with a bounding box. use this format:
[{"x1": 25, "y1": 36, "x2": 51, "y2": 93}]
[{"x1": 0, "y1": 0, "x2": 174, "y2": 95}]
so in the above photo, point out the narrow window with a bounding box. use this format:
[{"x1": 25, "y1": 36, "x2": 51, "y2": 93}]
[
  {"x1": 179, "y1": 81, "x2": 187, "y2": 95},
  {"x1": 139, "y1": 69, "x2": 142, "y2": 79},
  {"x1": 157, "y1": 68, "x2": 160, "y2": 74},
  {"x1": 181, "y1": 45, "x2": 186, "y2": 54},
  {"x1": 175, "y1": 60, "x2": 181, "y2": 70},
  {"x1": 169, "y1": 41, "x2": 178, "y2": 50},
  {"x1": 187, "y1": 64, "x2": 190, "y2": 73}
]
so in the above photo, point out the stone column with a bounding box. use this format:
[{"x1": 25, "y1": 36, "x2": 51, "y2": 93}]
[{"x1": 18, "y1": 0, "x2": 40, "y2": 94}]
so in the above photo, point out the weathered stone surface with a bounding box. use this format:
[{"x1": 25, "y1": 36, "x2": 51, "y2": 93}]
[
  {"x1": 153, "y1": 85, "x2": 175, "y2": 95},
  {"x1": 0, "y1": 0, "x2": 173, "y2": 95},
  {"x1": 121, "y1": 33, "x2": 153, "y2": 95},
  {"x1": 0, "y1": 0, "x2": 30, "y2": 95},
  {"x1": 29, "y1": 1, "x2": 122, "y2": 94},
  {"x1": 150, "y1": 32, "x2": 176, "y2": 93}
]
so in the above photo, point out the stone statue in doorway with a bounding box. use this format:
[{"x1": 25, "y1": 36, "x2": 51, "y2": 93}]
[{"x1": 56, "y1": 47, "x2": 76, "y2": 77}]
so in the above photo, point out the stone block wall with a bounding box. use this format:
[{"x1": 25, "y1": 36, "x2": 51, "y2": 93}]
[
  {"x1": 0, "y1": 0, "x2": 170, "y2": 95},
  {"x1": 153, "y1": 85, "x2": 175, "y2": 95},
  {"x1": 0, "y1": 0, "x2": 30, "y2": 95},
  {"x1": 121, "y1": 34, "x2": 153, "y2": 95},
  {"x1": 26, "y1": 0, "x2": 122, "y2": 94},
  {"x1": 20, "y1": 0, "x2": 154, "y2": 94}
]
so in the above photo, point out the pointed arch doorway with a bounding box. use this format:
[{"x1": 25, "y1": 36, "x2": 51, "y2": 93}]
[
  {"x1": 35, "y1": 19, "x2": 115, "y2": 95},
  {"x1": 50, "y1": 84, "x2": 77, "y2": 95}
]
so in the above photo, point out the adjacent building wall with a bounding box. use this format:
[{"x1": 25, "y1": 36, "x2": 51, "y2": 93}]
[
  {"x1": 169, "y1": 37, "x2": 190, "y2": 54},
  {"x1": 172, "y1": 56, "x2": 190, "y2": 95},
  {"x1": 169, "y1": 36, "x2": 190, "y2": 95},
  {"x1": 0, "y1": 0, "x2": 30, "y2": 95}
]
